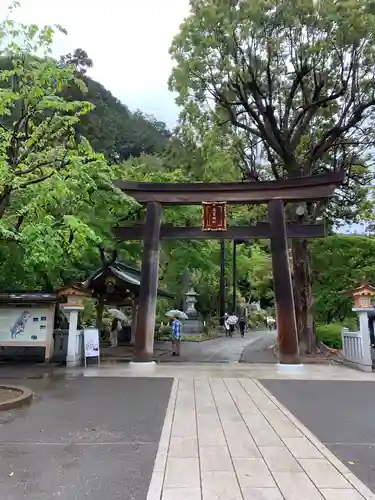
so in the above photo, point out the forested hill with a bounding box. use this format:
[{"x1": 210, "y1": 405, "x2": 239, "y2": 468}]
[
  {"x1": 0, "y1": 53, "x2": 171, "y2": 162},
  {"x1": 60, "y1": 76, "x2": 171, "y2": 162}
]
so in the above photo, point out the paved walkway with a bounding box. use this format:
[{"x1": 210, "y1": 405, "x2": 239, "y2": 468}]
[
  {"x1": 240, "y1": 330, "x2": 277, "y2": 364},
  {"x1": 2, "y1": 362, "x2": 375, "y2": 499},
  {"x1": 146, "y1": 375, "x2": 374, "y2": 500},
  {"x1": 159, "y1": 333, "x2": 268, "y2": 363}
]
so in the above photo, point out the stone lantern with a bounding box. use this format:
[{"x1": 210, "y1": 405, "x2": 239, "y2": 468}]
[
  {"x1": 183, "y1": 287, "x2": 202, "y2": 336},
  {"x1": 58, "y1": 286, "x2": 91, "y2": 366},
  {"x1": 345, "y1": 281, "x2": 375, "y2": 310},
  {"x1": 341, "y1": 281, "x2": 375, "y2": 371},
  {"x1": 185, "y1": 288, "x2": 198, "y2": 318}
]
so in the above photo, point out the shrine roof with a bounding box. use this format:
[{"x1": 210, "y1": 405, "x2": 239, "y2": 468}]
[
  {"x1": 0, "y1": 291, "x2": 57, "y2": 303},
  {"x1": 81, "y1": 261, "x2": 173, "y2": 299}
]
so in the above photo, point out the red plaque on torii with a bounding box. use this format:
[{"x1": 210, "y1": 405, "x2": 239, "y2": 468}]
[{"x1": 202, "y1": 202, "x2": 227, "y2": 231}]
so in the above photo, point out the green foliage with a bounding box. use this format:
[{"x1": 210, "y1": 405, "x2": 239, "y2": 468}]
[
  {"x1": 241, "y1": 245, "x2": 273, "y2": 303},
  {"x1": 0, "y1": 9, "x2": 137, "y2": 289},
  {"x1": 57, "y1": 47, "x2": 170, "y2": 162},
  {"x1": 311, "y1": 235, "x2": 375, "y2": 323},
  {"x1": 316, "y1": 323, "x2": 343, "y2": 349},
  {"x1": 247, "y1": 309, "x2": 268, "y2": 329},
  {"x1": 169, "y1": 0, "x2": 375, "y2": 223},
  {"x1": 60, "y1": 76, "x2": 171, "y2": 162}
]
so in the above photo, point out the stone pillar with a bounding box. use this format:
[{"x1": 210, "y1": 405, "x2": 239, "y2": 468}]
[
  {"x1": 132, "y1": 202, "x2": 162, "y2": 363},
  {"x1": 268, "y1": 200, "x2": 300, "y2": 364},
  {"x1": 62, "y1": 305, "x2": 84, "y2": 367}
]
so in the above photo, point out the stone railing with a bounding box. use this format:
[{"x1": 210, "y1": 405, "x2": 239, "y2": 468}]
[{"x1": 341, "y1": 327, "x2": 372, "y2": 372}]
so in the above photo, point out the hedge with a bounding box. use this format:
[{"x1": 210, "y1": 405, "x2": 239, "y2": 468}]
[{"x1": 316, "y1": 323, "x2": 343, "y2": 349}]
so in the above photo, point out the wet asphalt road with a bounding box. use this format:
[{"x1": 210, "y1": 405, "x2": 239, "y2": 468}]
[
  {"x1": 261, "y1": 379, "x2": 375, "y2": 493},
  {"x1": 0, "y1": 375, "x2": 173, "y2": 500}
]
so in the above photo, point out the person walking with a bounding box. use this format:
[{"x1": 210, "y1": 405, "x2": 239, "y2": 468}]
[
  {"x1": 110, "y1": 317, "x2": 121, "y2": 347},
  {"x1": 224, "y1": 313, "x2": 231, "y2": 337},
  {"x1": 266, "y1": 316, "x2": 275, "y2": 331},
  {"x1": 171, "y1": 315, "x2": 182, "y2": 356},
  {"x1": 238, "y1": 316, "x2": 247, "y2": 338}
]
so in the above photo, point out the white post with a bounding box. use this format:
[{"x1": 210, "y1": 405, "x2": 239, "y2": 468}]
[
  {"x1": 63, "y1": 305, "x2": 84, "y2": 367},
  {"x1": 353, "y1": 307, "x2": 373, "y2": 370}
]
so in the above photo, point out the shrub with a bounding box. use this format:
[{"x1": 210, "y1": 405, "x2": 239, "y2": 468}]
[
  {"x1": 342, "y1": 317, "x2": 358, "y2": 331},
  {"x1": 316, "y1": 323, "x2": 343, "y2": 349},
  {"x1": 247, "y1": 309, "x2": 268, "y2": 329},
  {"x1": 159, "y1": 325, "x2": 171, "y2": 337}
]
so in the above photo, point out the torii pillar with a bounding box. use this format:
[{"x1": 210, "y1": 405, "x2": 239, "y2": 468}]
[
  {"x1": 132, "y1": 202, "x2": 162, "y2": 363},
  {"x1": 268, "y1": 200, "x2": 299, "y2": 364}
]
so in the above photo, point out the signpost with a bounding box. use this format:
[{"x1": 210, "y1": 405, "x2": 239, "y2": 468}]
[{"x1": 83, "y1": 328, "x2": 100, "y2": 367}]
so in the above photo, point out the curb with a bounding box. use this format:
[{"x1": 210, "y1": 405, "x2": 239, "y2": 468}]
[{"x1": 0, "y1": 385, "x2": 33, "y2": 411}]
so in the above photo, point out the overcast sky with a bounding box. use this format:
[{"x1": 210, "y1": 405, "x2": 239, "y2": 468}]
[{"x1": 2, "y1": 0, "x2": 190, "y2": 127}]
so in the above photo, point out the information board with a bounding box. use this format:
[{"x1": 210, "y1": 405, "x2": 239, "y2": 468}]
[
  {"x1": 0, "y1": 308, "x2": 49, "y2": 343},
  {"x1": 84, "y1": 328, "x2": 100, "y2": 362}
]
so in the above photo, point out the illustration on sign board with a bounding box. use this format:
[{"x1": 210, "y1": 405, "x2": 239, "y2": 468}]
[
  {"x1": 85, "y1": 340, "x2": 99, "y2": 353},
  {"x1": 10, "y1": 311, "x2": 31, "y2": 339}
]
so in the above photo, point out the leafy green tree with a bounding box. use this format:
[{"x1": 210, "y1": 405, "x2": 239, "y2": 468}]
[
  {"x1": 59, "y1": 48, "x2": 93, "y2": 75},
  {"x1": 169, "y1": 0, "x2": 375, "y2": 352},
  {"x1": 0, "y1": 15, "x2": 95, "y2": 225},
  {"x1": 0, "y1": 9, "x2": 137, "y2": 289},
  {"x1": 311, "y1": 235, "x2": 375, "y2": 323}
]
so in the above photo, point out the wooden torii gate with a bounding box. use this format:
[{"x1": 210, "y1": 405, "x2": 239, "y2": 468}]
[{"x1": 114, "y1": 170, "x2": 344, "y2": 365}]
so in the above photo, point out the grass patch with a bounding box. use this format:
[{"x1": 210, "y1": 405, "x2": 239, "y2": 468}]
[
  {"x1": 181, "y1": 334, "x2": 207, "y2": 342},
  {"x1": 156, "y1": 332, "x2": 221, "y2": 342}
]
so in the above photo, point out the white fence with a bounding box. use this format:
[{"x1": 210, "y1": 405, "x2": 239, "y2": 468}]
[{"x1": 341, "y1": 328, "x2": 372, "y2": 372}]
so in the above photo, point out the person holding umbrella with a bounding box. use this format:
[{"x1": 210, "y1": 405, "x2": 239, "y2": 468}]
[
  {"x1": 224, "y1": 313, "x2": 231, "y2": 337},
  {"x1": 110, "y1": 317, "x2": 121, "y2": 347},
  {"x1": 108, "y1": 309, "x2": 128, "y2": 348},
  {"x1": 171, "y1": 314, "x2": 182, "y2": 357},
  {"x1": 166, "y1": 309, "x2": 186, "y2": 357},
  {"x1": 226, "y1": 313, "x2": 238, "y2": 336}
]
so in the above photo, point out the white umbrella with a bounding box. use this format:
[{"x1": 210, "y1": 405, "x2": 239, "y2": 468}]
[
  {"x1": 227, "y1": 315, "x2": 238, "y2": 325},
  {"x1": 108, "y1": 308, "x2": 128, "y2": 321},
  {"x1": 166, "y1": 309, "x2": 188, "y2": 320}
]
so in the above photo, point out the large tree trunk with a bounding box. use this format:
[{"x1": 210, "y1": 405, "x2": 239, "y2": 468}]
[{"x1": 291, "y1": 238, "x2": 316, "y2": 355}]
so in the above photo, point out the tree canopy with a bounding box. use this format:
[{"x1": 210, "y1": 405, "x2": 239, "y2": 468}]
[
  {"x1": 0, "y1": 9, "x2": 138, "y2": 289},
  {"x1": 311, "y1": 235, "x2": 375, "y2": 323},
  {"x1": 169, "y1": 0, "x2": 375, "y2": 223}
]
